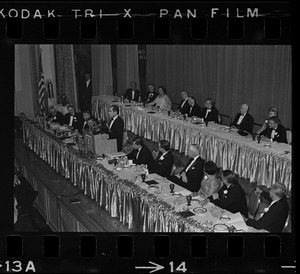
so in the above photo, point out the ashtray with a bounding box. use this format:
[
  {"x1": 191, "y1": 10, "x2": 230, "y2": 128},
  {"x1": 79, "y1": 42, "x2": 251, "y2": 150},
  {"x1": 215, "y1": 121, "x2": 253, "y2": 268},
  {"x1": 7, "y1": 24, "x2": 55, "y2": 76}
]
[
  {"x1": 220, "y1": 215, "x2": 231, "y2": 222},
  {"x1": 192, "y1": 207, "x2": 207, "y2": 214}
]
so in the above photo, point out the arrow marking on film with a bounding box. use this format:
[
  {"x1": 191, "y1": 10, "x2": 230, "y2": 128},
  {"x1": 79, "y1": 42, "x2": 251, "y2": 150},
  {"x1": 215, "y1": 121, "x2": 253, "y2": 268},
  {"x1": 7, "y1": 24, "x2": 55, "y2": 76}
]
[{"x1": 135, "y1": 261, "x2": 164, "y2": 273}]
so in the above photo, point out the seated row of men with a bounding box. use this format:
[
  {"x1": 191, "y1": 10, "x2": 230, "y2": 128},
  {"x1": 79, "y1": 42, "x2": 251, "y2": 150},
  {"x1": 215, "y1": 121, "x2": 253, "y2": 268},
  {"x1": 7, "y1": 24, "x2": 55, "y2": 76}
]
[
  {"x1": 123, "y1": 83, "x2": 289, "y2": 143},
  {"x1": 127, "y1": 137, "x2": 289, "y2": 232}
]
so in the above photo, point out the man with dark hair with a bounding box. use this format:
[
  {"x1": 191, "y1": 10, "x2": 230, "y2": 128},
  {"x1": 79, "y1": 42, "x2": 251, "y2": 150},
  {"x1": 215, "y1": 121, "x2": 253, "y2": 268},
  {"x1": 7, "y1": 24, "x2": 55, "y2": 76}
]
[
  {"x1": 123, "y1": 82, "x2": 141, "y2": 102},
  {"x1": 187, "y1": 96, "x2": 202, "y2": 117},
  {"x1": 108, "y1": 105, "x2": 124, "y2": 152},
  {"x1": 79, "y1": 73, "x2": 93, "y2": 112},
  {"x1": 87, "y1": 117, "x2": 101, "y2": 135},
  {"x1": 167, "y1": 144, "x2": 205, "y2": 192},
  {"x1": 47, "y1": 106, "x2": 65, "y2": 125},
  {"x1": 149, "y1": 140, "x2": 174, "y2": 177},
  {"x1": 127, "y1": 137, "x2": 154, "y2": 167},
  {"x1": 244, "y1": 182, "x2": 289, "y2": 232},
  {"x1": 231, "y1": 104, "x2": 254, "y2": 134},
  {"x1": 178, "y1": 90, "x2": 190, "y2": 115},
  {"x1": 63, "y1": 105, "x2": 82, "y2": 130},
  {"x1": 79, "y1": 109, "x2": 92, "y2": 134},
  {"x1": 260, "y1": 117, "x2": 287, "y2": 143},
  {"x1": 200, "y1": 98, "x2": 220, "y2": 123}
]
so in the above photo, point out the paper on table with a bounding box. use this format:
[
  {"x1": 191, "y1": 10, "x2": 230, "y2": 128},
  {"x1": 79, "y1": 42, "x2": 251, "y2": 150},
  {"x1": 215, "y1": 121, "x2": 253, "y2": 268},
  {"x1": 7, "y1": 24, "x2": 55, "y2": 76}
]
[
  {"x1": 177, "y1": 189, "x2": 192, "y2": 196},
  {"x1": 105, "y1": 152, "x2": 126, "y2": 158},
  {"x1": 227, "y1": 212, "x2": 249, "y2": 231}
]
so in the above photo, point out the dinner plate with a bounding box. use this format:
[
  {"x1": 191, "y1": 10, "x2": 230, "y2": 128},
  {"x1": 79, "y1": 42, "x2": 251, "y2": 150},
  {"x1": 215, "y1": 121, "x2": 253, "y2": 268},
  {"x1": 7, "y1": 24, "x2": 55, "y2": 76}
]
[
  {"x1": 192, "y1": 207, "x2": 207, "y2": 214},
  {"x1": 213, "y1": 223, "x2": 229, "y2": 232}
]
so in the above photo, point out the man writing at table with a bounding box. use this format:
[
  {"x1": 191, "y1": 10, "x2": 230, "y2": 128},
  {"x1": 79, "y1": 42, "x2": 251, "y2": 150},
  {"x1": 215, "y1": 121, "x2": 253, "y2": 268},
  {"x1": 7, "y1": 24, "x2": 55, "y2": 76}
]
[
  {"x1": 108, "y1": 105, "x2": 124, "y2": 152},
  {"x1": 167, "y1": 144, "x2": 204, "y2": 192},
  {"x1": 243, "y1": 182, "x2": 289, "y2": 233},
  {"x1": 149, "y1": 140, "x2": 174, "y2": 177},
  {"x1": 127, "y1": 137, "x2": 154, "y2": 168}
]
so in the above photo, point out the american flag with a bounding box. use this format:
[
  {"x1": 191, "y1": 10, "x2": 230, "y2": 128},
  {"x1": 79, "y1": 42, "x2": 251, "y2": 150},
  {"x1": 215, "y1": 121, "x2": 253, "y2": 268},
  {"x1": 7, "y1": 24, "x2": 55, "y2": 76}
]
[{"x1": 38, "y1": 50, "x2": 47, "y2": 116}]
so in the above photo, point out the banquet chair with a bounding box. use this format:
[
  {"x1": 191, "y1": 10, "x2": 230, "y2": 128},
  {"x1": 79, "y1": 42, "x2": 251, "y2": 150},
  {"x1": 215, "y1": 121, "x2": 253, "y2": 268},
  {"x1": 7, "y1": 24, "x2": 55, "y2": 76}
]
[
  {"x1": 286, "y1": 129, "x2": 292, "y2": 145},
  {"x1": 170, "y1": 163, "x2": 177, "y2": 176},
  {"x1": 122, "y1": 130, "x2": 128, "y2": 147},
  {"x1": 248, "y1": 189, "x2": 261, "y2": 218}
]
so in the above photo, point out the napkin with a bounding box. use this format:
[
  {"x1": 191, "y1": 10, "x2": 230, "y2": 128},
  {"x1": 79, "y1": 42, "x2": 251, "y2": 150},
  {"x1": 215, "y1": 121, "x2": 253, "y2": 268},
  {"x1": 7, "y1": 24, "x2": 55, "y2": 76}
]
[{"x1": 227, "y1": 212, "x2": 249, "y2": 231}]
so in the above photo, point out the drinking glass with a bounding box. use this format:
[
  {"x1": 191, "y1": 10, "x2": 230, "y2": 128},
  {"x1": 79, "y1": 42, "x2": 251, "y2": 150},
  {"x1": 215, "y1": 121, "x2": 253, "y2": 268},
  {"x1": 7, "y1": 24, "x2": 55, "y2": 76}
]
[
  {"x1": 186, "y1": 195, "x2": 192, "y2": 206},
  {"x1": 169, "y1": 183, "x2": 175, "y2": 193},
  {"x1": 141, "y1": 174, "x2": 146, "y2": 182},
  {"x1": 257, "y1": 134, "x2": 261, "y2": 143},
  {"x1": 252, "y1": 133, "x2": 256, "y2": 141}
]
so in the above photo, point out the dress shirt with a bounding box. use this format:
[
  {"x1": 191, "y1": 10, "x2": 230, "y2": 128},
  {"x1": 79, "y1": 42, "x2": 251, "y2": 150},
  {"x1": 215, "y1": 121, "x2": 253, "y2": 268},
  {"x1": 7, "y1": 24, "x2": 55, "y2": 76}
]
[
  {"x1": 181, "y1": 98, "x2": 188, "y2": 109},
  {"x1": 205, "y1": 108, "x2": 212, "y2": 118},
  {"x1": 159, "y1": 151, "x2": 169, "y2": 160},
  {"x1": 136, "y1": 147, "x2": 142, "y2": 159},
  {"x1": 83, "y1": 121, "x2": 87, "y2": 131},
  {"x1": 271, "y1": 127, "x2": 277, "y2": 139},
  {"x1": 185, "y1": 155, "x2": 200, "y2": 172},
  {"x1": 131, "y1": 90, "x2": 135, "y2": 100},
  {"x1": 237, "y1": 114, "x2": 245, "y2": 125},
  {"x1": 86, "y1": 79, "x2": 90, "y2": 88},
  {"x1": 189, "y1": 106, "x2": 193, "y2": 115},
  {"x1": 109, "y1": 115, "x2": 118, "y2": 129},
  {"x1": 69, "y1": 115, "x2": 74, "y2": 126}
]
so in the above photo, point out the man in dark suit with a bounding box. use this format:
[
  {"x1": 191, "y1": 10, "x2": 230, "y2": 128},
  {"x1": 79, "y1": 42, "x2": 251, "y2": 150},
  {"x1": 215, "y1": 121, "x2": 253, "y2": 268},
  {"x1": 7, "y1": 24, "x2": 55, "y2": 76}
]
[
  {"x1": 201, "y1": 170, "x2": 248, "y2": 217},
  {"x1": 78, "y1": 109, "x2": 92, "y2": 134},
  {"x1": 149, "y1": 140, "x2": 174, "y2": 177},
  {"x1": 47, "y1": 106, "x2": 65, "y2": 125},
  {"x1": 231, "y1": 104, "x2": 254, "y2": 134},
  {"x1": 123, "y1": 82, "x2": 141, "y2": 102},
  {"x1": 244, "y1": 182, "x2": 289, "y2": 232},
  {"x1": 63, "y1": 105, "x2": 82, "y2": 131},
  {"x1": 127, "y1": 136, "x2": 154, "y2": 168},
  {"x1": 177, "y1": 90, "x2": 190, "y2": 115},
  {"x1": 79, "y1": 73, "x2": 93, "y2": 112},
  {"x1": 167, "y1": 144, "x2": 205, "y2": 192},
  {"x1": 187, "y1": 96, "x2": 202, "y2": 118},
  {"x1": 108, "y1": 105, "x2": 124, "y2": 152},
  {"x1": 200, "y1": 98, "x2": 220, "y2": 123},
  {"x1": 144, "y1": 84, "x2": 158, "y2": 103},
  {"x1": 260, "y1": 117, "x2": 287, "y2": 143}
]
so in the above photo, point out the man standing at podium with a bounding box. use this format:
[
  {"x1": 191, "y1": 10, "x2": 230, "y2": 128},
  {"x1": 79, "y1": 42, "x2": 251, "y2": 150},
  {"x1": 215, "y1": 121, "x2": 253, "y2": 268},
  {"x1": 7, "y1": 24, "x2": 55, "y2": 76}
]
[{"x1": 108, "y1": 105, "x2": 124, "y2": 152}]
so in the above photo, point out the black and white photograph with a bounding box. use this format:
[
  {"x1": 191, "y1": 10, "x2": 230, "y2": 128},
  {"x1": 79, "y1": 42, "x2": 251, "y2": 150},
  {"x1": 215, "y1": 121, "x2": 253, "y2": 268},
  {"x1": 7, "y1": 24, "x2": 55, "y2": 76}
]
[{"x1": 14, "y1": 44, "x2": 292, "y2": 234}]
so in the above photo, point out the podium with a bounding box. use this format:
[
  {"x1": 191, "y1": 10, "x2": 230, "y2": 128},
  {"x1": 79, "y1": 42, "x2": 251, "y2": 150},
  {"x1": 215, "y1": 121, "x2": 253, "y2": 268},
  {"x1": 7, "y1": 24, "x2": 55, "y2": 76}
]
[{"x1": 83, "y1": 130, "x2": 117, "y2": 156}]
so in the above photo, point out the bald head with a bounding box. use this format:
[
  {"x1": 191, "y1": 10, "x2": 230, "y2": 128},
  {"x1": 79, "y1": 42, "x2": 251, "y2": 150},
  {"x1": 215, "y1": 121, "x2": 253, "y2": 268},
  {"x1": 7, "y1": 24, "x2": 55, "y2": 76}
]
[{"x1": 240, "y1": 104, "x2": 249, "y2": 115}]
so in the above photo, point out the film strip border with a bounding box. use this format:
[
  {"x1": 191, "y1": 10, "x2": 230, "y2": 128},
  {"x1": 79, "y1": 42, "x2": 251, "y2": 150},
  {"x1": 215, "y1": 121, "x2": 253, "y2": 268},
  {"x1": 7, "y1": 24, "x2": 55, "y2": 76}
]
[
  {"x1": 0, "y1": 234, "x2": 296, "y2": 273},
  {"x1": 0, "y1": 2, "x2": 291, "y2": 44}
]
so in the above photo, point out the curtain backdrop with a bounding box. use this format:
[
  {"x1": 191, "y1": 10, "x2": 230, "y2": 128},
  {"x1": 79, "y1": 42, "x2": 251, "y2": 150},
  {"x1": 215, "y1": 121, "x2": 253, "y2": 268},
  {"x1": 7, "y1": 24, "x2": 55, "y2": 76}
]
[
  {"x1": 54, "y1": 45, "x2": 77, "y2": 108},
  {"x1": 116, "y1": 45, "x2": 140, "y2": 95},
  {"x1": 91, "y1": 45, "x2": 113, "y2": 95},
  {"x1": 146, "y1": 45, "x2": 292, "y2": 129}
]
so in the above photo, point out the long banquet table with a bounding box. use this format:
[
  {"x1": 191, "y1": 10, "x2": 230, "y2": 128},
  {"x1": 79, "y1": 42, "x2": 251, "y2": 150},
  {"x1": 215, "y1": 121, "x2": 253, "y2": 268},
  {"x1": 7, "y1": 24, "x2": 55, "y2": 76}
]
[
  {"x1": 92, "y1": 95, "x2": 292, "y2": 195},
  {"x1": 23, "y1": 120, "x2": 265, "y2": 232}
]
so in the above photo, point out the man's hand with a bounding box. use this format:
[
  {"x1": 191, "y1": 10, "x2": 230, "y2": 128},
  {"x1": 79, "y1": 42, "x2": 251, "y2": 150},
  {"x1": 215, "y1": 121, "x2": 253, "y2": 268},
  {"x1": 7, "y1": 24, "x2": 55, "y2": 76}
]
[{"x1": 212, "y1": 193, "x2": 219, "y2": 200}]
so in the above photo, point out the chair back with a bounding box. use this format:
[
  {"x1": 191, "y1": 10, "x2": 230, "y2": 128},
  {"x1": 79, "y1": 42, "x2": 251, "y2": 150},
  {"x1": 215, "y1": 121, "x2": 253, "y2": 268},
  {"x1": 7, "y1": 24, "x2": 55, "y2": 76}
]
[
  {"x1": 122, "y1": 130, "x2": 128, "y2": 147},
  {"x1": 218, "y1": 114, "x2": 222, "y2": 124},
  {"x1": 170, "y1": 163, "x2": 177, "y2": 176},
  {"x1": 248, "y1": 189, "x2": 260, "y2": 217},
  {"x1": 286, "y1": 130, "x2": 292, "y2": 145}
]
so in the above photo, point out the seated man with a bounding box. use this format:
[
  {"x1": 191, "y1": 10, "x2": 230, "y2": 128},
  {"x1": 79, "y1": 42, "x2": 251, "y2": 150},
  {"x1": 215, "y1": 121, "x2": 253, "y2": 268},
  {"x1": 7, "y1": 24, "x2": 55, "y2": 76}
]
[
  {"x1": 199, "y1": 170, "x2": 248, "y2": 217},
  {"x1": 127, "y1": 137, "x2": 154, "y2": 168},
  {"x1": 259, "y1": 117, "x2": 287, "y2": 143},
  {"x1": 63, "y1": 105, "x2": 82, "y2": 131},
  {"x1": 79, "y1": 109, "x2": 92, "y2": 134},
  {"x1": 108, "y1": 105, "x2": 124, "y2": 152},
  {"x1": 244, "y1": 182, "x2": 289, "y2": 233},
  {"x1": 144, "y1": 84, "x2": 158, "y2": 103},
  {"x1": 187, "y1": 96, "x2": 202, "y2": 118},
  {"x1": 123, "y1": 81, "x2": 141, "y2": 102},
  {"x1": 47, "y1": 106, "x2": 65, "y2": 125},
  {"x1": 231, "y1": 103, "x2": 254, "y2": 134},
  {"x1": 200, "y1": 98, "x2": 220, "y2": 123},
  {"x1": 177, "y1": 90, "x2": 190, "y2": 115},
  {"x1": 149, "y1": 140, "x2": 174, "y2": 177},
  {"x1": 167, "y1": 144, "x2": 204, "y2": 193}
]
